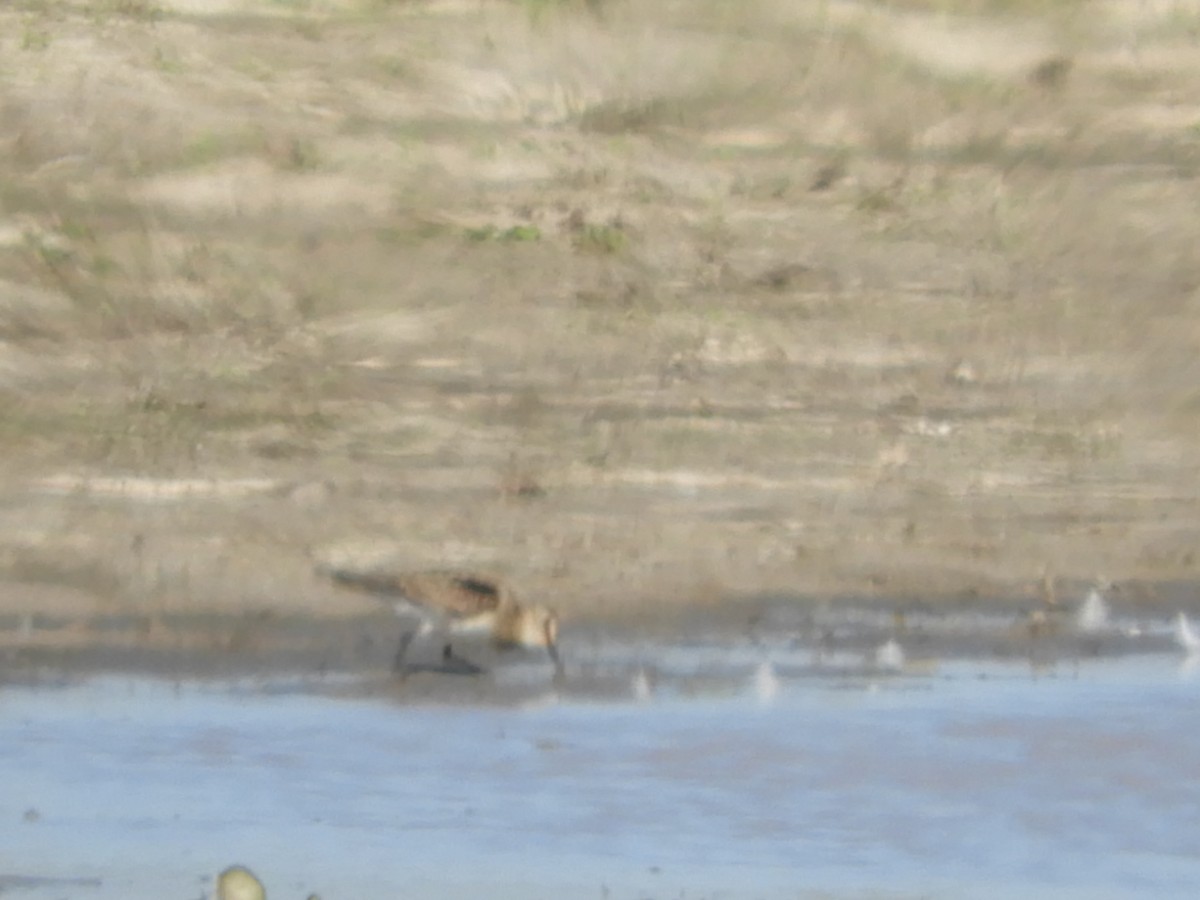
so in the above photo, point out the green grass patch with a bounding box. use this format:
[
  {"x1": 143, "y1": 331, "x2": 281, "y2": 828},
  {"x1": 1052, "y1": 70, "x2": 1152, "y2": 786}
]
[
  {"x1": 20, "y1": 23, "x2": 52, "y2": 50},
  {"x1": 464, "y1": 224, "x2": 542, "y2": 243},
  {"x1": 572, "y1": 223, "x2": 626, "y2": 255}
]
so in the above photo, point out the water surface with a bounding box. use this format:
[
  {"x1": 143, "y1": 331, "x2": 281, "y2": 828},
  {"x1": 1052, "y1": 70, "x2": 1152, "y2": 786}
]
[{"x1": 2, "y1": 656, "x2": 1198, "y2": 899}]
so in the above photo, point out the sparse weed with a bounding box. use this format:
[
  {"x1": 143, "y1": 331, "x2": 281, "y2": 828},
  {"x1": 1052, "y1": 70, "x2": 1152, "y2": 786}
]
[
  {"x1": 503, "y1": 224, "x2": 542, "y2": 242},
  {"x1": 856, "y1": 185, "x2": 901, "y2": 214},
  {"x1": 20, "y1": 24, "x2": 51, "y2": 50},
  {"x1": 290, "y1": 17, "x2": 325, "y2": 42},
  {"x1": 274, "y1": 137, "x2": 321, "y2": 171},
  {"x1": 880, "y1": 0, "x2": 1088, "y2": 15},
  {"x1": 572, "y1": 223, "x2": 625, "y2": 255},
  {"x1": 374, "y1": 55, "x2": 421, "y2": 82},
  {"x1": 376, "y1": 221, "x2": 452, "y2": 244},
  {"x1": 514, "y1": 0, "x2": 606, "y2": 24},
  {"x1": 152, "y1": 46, "x2": 185, "y2": 74},
  {"x1": 579, "y1": 98, "x2": 687, "y2": 135},
  {"x1": 1006, "y1": 424, "x2": 1120, "y2": 462},
  {"x1": 464, "y1": 224, "x2": 542, "y2": 243},
  {"x1": 181, "y1": 132, "x2": 230, "y2": 168},
  {"x1": 91, "y1": 0, "x2": 164, "y2": 22}
]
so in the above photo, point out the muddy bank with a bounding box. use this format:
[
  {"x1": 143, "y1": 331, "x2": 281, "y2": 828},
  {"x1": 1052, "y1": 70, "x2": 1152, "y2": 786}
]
[
  {"x1": 2, "y1": 580, "x2": 1195, "y2": 690},
  {"x1": 2, "y1": 0, "x2": 1200, "y2": 655}
]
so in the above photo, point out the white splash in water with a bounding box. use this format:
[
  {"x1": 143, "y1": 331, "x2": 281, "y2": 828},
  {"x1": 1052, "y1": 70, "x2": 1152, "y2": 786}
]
[
  {"x1": 1076, "y1": 589, "x2": 1110, "y2": 633},
  {"x1": 753, "y1": 660, "x2": 780, "y2": 706},
  {"x1": 1175, "y1": 612, "x2": 1200, "y2": 655},
  {"x1": 875, "y1": 639, "x2": 905, "y2": 672}
]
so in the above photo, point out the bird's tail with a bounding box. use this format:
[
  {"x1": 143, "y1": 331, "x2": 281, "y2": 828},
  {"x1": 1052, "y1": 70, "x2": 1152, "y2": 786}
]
[{"x1": 318, "y1": 564, "x2": 410, "y2": 597}]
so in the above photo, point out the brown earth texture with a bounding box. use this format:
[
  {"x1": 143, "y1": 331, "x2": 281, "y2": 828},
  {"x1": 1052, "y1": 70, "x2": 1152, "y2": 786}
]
[{"x1": 1, "y1": 0, "x2": 1199, "y2": 676}]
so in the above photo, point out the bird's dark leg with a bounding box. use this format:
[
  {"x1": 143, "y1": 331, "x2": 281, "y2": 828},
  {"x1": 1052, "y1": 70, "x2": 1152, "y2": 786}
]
[
  {"x1": 442, "y1": 643, "x2": 453, "y2": 661},
  {"x1": 547, "y1": 643, "x2": 565, "y2": 684},
  {"x1": 392, "y1": 629, "x2": 417, "y2": 677}
]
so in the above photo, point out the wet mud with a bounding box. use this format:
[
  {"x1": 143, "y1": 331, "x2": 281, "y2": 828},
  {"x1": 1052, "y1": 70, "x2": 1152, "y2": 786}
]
[{"x1": 2, "y1": 586, "x2": 1196, "y2": 704}]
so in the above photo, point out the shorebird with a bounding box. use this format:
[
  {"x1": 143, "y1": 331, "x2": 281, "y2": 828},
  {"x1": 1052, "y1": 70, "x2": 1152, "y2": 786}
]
[
  {"x1": 632, "y1": 666, "x2": 656, "y2": 703},
  {"x1": 1175, "y1": 611, "x2": 1200, "y2": 656},
  {"x1": 324, "y1": 568, "x2": 563, "y2": 679},
  {"x1": 874, "y1": 638, "x2": 905, "y2": 672},
  {"x1": 1075, "y1": 588, "x2": 1110, "y2": 634},
  {"x1": 753, "y1": 660, "x2": 781, "y2": 706}
]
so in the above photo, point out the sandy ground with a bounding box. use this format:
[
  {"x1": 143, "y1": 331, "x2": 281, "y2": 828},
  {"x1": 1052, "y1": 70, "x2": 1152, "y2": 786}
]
[{"x1": 1, "y1": 0, "x2": 1199, "y2": 673}]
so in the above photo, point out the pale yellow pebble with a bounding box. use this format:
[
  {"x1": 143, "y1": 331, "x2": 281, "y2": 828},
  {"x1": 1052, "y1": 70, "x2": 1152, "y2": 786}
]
[{"x1": 216, "y1": 866, "x2": 266, "y2": 900}]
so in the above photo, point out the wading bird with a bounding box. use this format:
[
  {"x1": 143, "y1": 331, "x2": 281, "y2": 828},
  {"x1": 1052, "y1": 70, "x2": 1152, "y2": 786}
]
[
  {"x1": 324, "y1": 568, "x2": 563, "y2": 679},
  {"x1": 1175, "y1": 611, "x2": 1200, "y2": 656}
]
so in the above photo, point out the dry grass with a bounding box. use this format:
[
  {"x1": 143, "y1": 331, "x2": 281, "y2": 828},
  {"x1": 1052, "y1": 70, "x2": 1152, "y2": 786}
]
[{"x1": 0, "y1": 0, "x2": 1198, "y2": 633}]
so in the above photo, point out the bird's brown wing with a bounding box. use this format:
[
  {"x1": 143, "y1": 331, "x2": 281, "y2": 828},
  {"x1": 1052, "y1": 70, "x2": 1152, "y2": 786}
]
[
  {"x1": 403, "y1": 572, "x2": 507, "y2": 616},
  {"x1": 326, "y1": 568, "x2": 507, "y2": 615}
]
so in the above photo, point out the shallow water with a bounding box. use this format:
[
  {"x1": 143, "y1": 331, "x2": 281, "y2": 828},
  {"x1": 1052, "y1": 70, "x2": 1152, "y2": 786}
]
[{"x1": 2, "y1": 655, "x2": 1199, "y2": 900}]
